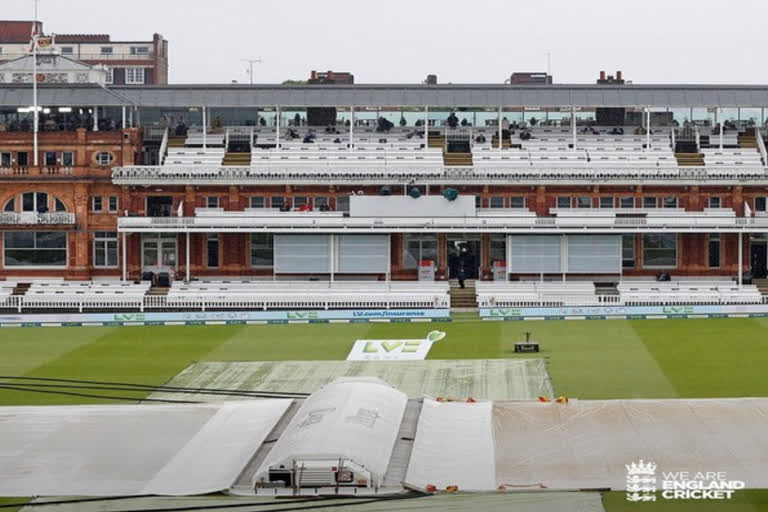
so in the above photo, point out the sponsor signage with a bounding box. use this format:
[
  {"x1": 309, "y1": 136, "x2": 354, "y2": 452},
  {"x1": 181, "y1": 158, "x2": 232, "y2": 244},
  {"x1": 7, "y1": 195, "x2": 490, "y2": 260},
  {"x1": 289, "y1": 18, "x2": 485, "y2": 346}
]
[
  {"x1": 0, "y1": 309, "x2": 450, "y2": 325},
  {"x1": 346, "y1": 330, "x2": 446, "y2": 361},
  {"x1": 480, "y1": 304, "x2": 768, "y2": 318}
]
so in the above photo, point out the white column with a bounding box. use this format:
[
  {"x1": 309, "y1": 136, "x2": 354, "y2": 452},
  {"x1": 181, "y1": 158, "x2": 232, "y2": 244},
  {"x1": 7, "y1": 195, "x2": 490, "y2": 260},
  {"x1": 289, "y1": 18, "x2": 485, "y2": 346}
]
[
  {"x1": 386, "y1": 234, "x2": 391, "y2": 284},
  {"x1": 738, "y1": 232, "x2": 743, "y2": 289},
  {"x1": 201, "y1": 106, "x2": 207, "y2": 149},
  {"x1": 646, "y1": 107, "x2": 650, "y2": 150},
  {"x1": 349, "y1": 106, "x2": 354, "y2": 147},
  {"x1": 424, "y1": 106, "x2": 429, "y2": 141},
  {"x1": 122, "y1": 232, "x2": 127, "y2": 281},
  {"x1": 128, "y1": 107, "x2": 134, "y2": 128},
  {"x1": 329, "y1": 234, "x2": 335, "y2": 282},
  {"x1": 719, "y1": 108, "x2": 724, "y2": 150},
  {"x1": 121, "y1": 106, "x2": 126, "y2": 129},
  {"x1": 275, "y1": 106, "x2": 281, "y2": 147},
  {"x1": 185, "y1": 232, "x2": 190, "y2": 282},
  {"x1": 93, "y1": 106, "x2": 99, "y2": 132},
  {"x1": 571, "y1": 107, "x2": 576, "y2": 149},
  {"x1": 497, "y1": 106, "x2": 502, "y2": 151}
]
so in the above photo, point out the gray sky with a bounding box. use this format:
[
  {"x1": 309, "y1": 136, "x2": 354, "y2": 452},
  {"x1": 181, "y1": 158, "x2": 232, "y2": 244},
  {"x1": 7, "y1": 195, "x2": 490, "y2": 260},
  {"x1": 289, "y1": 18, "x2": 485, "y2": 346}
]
[{"x1": 4, "y1": 0, "x2": 767, "y2": 85}]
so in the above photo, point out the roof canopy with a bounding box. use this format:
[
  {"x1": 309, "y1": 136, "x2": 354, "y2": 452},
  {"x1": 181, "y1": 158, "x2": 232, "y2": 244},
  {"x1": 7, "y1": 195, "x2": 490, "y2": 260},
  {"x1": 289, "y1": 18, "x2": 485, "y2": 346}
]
[{"x1": 2, "y1": 83, "x2": 768, "y2": 108}]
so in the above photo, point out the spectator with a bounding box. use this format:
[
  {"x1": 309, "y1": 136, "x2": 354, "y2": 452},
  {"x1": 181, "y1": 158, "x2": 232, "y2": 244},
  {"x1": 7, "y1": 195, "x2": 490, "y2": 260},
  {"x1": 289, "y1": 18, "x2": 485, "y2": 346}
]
[
  {"x1": 475, "y1": 134, "x2": 487, "y2": 144},
  {"x1": 293, "y1": 113, "x2": 301, "y2": 127},
  {"x1": 461, "y1": 118, "x2": 469, "y2": 127},
  {"x1": 399, "y1": 115, "x2": 407, "y2": 127},
  {"x1": 446, "y1": 112, "x2": 459, "y2": 129}
]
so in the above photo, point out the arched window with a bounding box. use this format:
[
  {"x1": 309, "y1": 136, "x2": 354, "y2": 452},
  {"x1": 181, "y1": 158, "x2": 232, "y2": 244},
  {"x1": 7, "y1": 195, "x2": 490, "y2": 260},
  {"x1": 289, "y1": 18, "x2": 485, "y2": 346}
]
[
  {"x1": 3, "y1": 198, "x2": 14, "y2": 212},
  {"x1": 95, "y1": 152, "x2": 114, "y2": 166},
  {"x1": 3, "y1": 193, "x2": 67, "y2": 213}
]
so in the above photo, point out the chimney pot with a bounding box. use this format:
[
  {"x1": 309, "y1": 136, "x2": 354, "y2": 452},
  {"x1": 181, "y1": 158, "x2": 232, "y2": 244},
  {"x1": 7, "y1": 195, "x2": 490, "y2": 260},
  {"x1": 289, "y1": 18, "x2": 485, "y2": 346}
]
[
  {"x1": 616, "y1": 70, "x2": 623, "y2": 81},
  {"x1": 600, "y1": 71, "x2": 606, "y2": 81}
]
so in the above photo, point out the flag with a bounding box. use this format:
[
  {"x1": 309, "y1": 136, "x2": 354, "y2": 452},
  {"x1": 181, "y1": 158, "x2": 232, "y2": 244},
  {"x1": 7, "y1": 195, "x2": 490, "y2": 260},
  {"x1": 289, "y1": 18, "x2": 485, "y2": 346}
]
[
  {"x1": 745, "y1": 201, "x2": 752, "y2": 217},
  {"x1": 177, "y1": 200, "x2": 183, "y2": 217},
  {"x1": 29, "y1": 21, "x2": 40, "y2": 53}
]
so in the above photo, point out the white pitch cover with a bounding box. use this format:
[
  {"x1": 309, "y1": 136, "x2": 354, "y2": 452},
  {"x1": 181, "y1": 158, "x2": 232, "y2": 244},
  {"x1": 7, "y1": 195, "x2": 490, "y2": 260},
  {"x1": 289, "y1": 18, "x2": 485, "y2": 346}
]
[
  {"x1": 254, "y1": 377, "x2": 407, "y2": 485},
  {"x1": 405, "y1": 399, "x2": 496, "y2": 491},
  {"x1": 0, "y1": 400, "x2": 291, "y2": 496}
]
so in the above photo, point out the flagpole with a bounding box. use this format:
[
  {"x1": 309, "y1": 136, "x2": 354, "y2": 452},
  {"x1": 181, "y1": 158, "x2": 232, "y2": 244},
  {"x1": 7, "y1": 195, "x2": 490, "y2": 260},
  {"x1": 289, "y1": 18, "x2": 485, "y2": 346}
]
[{"x1": 32, "y1": 0, "x2": 39, "y2": 166}]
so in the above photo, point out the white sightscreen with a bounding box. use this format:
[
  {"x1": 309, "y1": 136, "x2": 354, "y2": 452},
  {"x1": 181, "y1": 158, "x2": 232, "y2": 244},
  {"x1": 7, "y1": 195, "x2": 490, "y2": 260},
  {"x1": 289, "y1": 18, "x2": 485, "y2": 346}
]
[
  {"x1": 567, "y1": 235, "x2": 621, "y2": 273},
  {"x1": 507, "y1": 235, "x2": 561, "y2": 273},
  {"x1": 273, "y1": 235, "x2": 329, "y2": 273},
  {"x1": 336, "y1": 235, "x2": 388, "y2": 273}
]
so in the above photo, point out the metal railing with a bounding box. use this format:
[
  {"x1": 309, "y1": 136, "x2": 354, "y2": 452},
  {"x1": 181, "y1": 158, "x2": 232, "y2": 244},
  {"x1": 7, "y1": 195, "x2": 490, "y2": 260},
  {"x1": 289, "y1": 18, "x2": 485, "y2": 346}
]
[
  {"x1": 158, "y1": 127, "x2": 169, "y2": 166},
  {"x1": 757, "y1": 128, "x2": 768, "y2": 166},
  {"x1": 0, "y1": 212, "x2": 76, "y2": 224}
]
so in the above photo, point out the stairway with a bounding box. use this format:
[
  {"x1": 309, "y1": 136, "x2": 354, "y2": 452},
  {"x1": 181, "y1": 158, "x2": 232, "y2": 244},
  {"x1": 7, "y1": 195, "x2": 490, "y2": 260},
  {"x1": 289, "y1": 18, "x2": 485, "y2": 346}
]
[
  {"x1": 11, "y1": 282, "x2": 30, "y2": 295},
  {"x1": 738, "y1": 133, "x2": 757, "y2": 149},
  {"x1": 491, "y1": 136, "x2": 511, "y2": 149},
  {"x1": 675, "y1": 152, "x2": 704, "y2": 166},
  {"x1": 222, "y1": 151, "x2": 251, "y2": 166},
  {"x1": 146, "y1": 285, "x2": 169, "y2": 296},
  {"x1": 427, "y1": 135, "x2": 444, "y2": 150},
  {"x1": 167, "y1": 135, "x2": 187, "y2": 148},
  {"x1": 449, "y1": 280, "x2": 478, "y2": 311},
  {"x1": 443, "y1": 152, "x2": 473, "y2": 166},
  {"x1": 753, "y1": 279, "x2": 768, "y2": 296}
]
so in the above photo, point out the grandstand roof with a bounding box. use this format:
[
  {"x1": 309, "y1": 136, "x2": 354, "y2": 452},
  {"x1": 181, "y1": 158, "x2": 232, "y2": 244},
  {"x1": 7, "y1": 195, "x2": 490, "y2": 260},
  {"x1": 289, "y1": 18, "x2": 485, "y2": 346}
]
[{"x1": 2, "y1": 83, "x2": 768, "y2": 107}]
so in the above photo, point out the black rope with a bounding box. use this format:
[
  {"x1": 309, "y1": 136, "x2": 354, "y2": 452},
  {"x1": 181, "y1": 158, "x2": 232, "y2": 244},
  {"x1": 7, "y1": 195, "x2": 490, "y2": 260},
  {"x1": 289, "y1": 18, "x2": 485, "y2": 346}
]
[{"x1": 0, "y1": 384, "x2": 198, "y2": 404}]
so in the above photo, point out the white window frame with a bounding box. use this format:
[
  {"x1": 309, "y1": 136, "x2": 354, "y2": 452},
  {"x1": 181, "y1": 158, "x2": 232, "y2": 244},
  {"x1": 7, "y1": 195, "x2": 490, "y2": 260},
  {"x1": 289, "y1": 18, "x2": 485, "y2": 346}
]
[
  {"x1": 104, "y1": 67, "x2": 114, "y2": 84},
  {"x1": 130, "y1": 46, "x2": 149, "y2": 55},
  {"x1": 206, "y1": 196, "x2": 220, "y2": 208},
  {"x1": 100, "y1": 46, "x2": 113, "y2": 55},
  {"x1": 108, "y1": 196, "x2": 119, "y2": 213},
  {"x1": 556, "y1": 196, "x2": 571, "y2": 209},
  {"x1": 489, "y1": 196, "x2": 505, "y2": 209},
  {"x1": 125, "y1": 67, "x2": 145, "y2": 85},
  {"x1": 93, "y1": 231, "x2": 118, "y2": 268},
  {"x1": 60, "y1": 46, "x2": 73, "y2": 55},
  {"x1": 91, "y1": 196, "x2": 103, "y2": 212},
  {"x1": 95, "y1": 152, "x2": 113, "y2": 166},
  {"x1": 708, "y1": 196, "x2": 722, "y2": 209},
  {"x1": 62, "y1": 151, "x2": 74, "y2": 167},
  {"x1": 250, "y1": 196, "x2": 266, "y2": 208},
  {"x1": 509, "y1": 196, "x2": 526, "y2": 209},
  {"x1": 642, "y1": 233, "x2": 678, "y2": 269}
]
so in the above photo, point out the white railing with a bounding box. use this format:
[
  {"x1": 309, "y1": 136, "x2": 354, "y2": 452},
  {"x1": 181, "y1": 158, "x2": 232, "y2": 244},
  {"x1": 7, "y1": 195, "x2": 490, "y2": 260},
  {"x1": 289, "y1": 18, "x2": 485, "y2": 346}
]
[
  {"x1": 158, "y1": 127, "x2": 169, "y2": 166},
  {"x1": 478, "y1": 294, "x2": 621, "y2": 307},
  {"x1": 671, "y1": 127, "x2": 676, "y2": 149},
  {"x1": 694, "y1": 125, "x2": 700, "y2": 151},
  {"x1": 757, "y1": 128, "x2": 768, "y2": 166},
  {"x1": 0, "y1": 212, "x2": 76, "y2": 225},
  {"x1": 112, "y1": 165, "x2": 768, "y2": 185}
]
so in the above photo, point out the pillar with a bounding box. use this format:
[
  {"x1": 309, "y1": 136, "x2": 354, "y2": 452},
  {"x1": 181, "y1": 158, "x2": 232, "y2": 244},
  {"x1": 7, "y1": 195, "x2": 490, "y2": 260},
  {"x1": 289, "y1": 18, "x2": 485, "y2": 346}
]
[
  {"x1": 738, "y1": 232, "x2": 743, "y2": 288},
  {"x1": 202, "y1": 106, "x2": 207, "y2": 149},
  {"x1": 93, "y1": 106, "x2": 99, "y2": 132},
  {"x1": 122, "y1": 232, "x2": 127, "y2": 281},
  {"x1": 186, "y1": 232, "x2": 190, "y2": 282}
]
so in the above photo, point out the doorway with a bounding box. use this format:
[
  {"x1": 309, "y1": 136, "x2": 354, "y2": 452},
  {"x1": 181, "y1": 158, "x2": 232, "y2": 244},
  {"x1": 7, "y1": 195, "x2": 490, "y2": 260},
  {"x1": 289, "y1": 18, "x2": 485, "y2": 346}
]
[
  {"x1": 447, "y1": 237, "x2": 481, "y2": 279},
  {"x1": 142, "y1": 233, "x2": 178, "y2": 275},
  {"x1": 750, "y1": 240, "x2": 767, "y2": 279}
]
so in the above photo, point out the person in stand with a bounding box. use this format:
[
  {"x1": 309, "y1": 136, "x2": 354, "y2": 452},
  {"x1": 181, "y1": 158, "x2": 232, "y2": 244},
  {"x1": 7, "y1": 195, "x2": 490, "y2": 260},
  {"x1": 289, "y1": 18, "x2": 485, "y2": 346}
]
[
  {"x1": 457, "y1": 265, "x2": 466, "y2": 289},
  {"x1": 293, "y1": 113, "x2": 301, "y2": 127}
]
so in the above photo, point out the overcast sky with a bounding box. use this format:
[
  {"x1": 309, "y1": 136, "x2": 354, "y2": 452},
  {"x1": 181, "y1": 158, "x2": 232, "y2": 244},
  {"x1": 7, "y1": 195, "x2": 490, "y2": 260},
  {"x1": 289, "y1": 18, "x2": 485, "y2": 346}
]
[{"x1": 4, "y1": 0, "x2": 767, "y2": 85}]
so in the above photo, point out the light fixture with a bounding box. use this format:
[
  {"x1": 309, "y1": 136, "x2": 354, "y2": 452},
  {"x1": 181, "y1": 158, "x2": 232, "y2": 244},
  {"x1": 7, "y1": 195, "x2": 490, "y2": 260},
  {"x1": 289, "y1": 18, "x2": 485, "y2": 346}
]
[{"x1": 58, "y1": 107, "x2": 72, "y2": 113}]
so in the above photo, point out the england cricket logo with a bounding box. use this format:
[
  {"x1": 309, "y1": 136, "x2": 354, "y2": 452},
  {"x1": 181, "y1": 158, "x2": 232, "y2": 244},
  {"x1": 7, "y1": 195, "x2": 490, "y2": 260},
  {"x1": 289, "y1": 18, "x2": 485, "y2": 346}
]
[{"x1": 626, "y1": 460, "x2": 657, "y2": 502}]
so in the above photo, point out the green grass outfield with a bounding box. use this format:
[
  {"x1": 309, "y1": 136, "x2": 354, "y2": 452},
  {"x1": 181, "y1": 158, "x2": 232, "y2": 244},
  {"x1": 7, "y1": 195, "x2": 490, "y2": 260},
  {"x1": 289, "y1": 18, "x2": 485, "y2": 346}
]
[{"x1": 1, "y1": 316, "x2": 768, "y2": 511}]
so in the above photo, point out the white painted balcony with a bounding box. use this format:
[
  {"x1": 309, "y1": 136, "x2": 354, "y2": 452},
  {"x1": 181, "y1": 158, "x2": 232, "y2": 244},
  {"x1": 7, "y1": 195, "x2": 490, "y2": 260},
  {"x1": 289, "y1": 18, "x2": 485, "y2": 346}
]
[{"x1": 0, "y1": 212, "x2": 76, "y2": 225}]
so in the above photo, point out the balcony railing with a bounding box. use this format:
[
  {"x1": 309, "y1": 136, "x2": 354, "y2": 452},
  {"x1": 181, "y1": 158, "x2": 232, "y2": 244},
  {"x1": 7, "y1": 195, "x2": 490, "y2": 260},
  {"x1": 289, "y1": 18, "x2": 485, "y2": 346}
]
[
  {"x1": 0, "y1": 212, "x2": 76, "y2": 225},
  {"x1": 0, "y1": 52, "x2": 154, "y2": 61},
  {"x1": 111, "y1": 165, "x2": 768, "y2": 185}
]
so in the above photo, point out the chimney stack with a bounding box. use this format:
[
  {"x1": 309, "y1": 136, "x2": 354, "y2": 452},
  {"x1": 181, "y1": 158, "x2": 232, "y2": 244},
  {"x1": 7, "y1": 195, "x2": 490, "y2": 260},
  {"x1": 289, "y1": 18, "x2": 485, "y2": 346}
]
[
  {"x1": 600, "y1": 71, "x2": 606, "y2": 81},
  {"x1": 616, "y1": 70, "x2": 623, "y2": 81},
  {"x1": 310, "y1": 70, "x2": 317, "y2": 80}
]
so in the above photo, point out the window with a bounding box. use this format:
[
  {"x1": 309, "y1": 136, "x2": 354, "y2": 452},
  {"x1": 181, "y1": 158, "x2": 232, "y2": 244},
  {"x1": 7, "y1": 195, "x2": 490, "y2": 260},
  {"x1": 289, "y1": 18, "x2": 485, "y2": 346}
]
[
  {"x1": 4, "y1": 198, "x2": 14, "y2": 212},
  {"x1": 93, "y1": 231, "x2": 118, "y2": 267},
  {"x1": 270, "y1": 196, "x2": 285, "y2": 210},
  {"x1": 293, "y1": 196, "x2": 309, "y2": 209},
  {"x1": 643, "y1": 196, "x2": 658, "y2": 209},
  {"x1": 62, "y1": 151, "x2": 74, "y2": 167},
  {"x1": 95, "y1": 152, "x2": 113, "y2": 166},
  {"x1": 130, "y1": 46, "x2": 149, "y2": 55},
  {"x1": 206, "y1": 196, "x2": 219, "y2": 208},
  {"x1": 336, "y1": 196, "x2": 350, "y2": 212},
  {"x1": 108, "y1": 196, "x2": 119, "y2": 212},
  {"x1": 206, "y1": 233, "x2": 219, "y2": 268},
  {"x1": 17, "y1": 152, "x2": 28, "y2": 167},
  {"x1": 22, "y1": 192, "x2": 48, "y2": 212},
  {"x1": 490, "y1": 234, "x2": 506, "y2": 265},
  {"x1": 618, "y1": 197, "x2": 635, "y2": 209},
  {"x1": 576, "y1": 196, "x2": 592, "y2": 208},
  {"x1": 4, "y1": 232, "x2": 67, "y2": 267},
  {"x1": 100, "y1": 47, "x2": 113, "y2": 54},
  {"x1": 622, "y1": 234, "x2": 635, "y2": 268},
  {"x1": 509, "y1": 196, "x2": 525, "y2": 208},
  {"x1": 125, "y1": 67, "x2": 145, "y2": 84},
  {"x1": 490, "y1": 196, "x2": 505, "y2": 208},
  {"x1": 104, "y1": 67, "x2": 114, "y2": 84},
  {"x1": 1, "y1": 152, "x2": 11, "y2": 167},
  {"x1": 643, "y1": 233, "x2": 677, "y2": 268},
  {"x1": 709, "y1": 197, "x2": 722, "y2": 208},
  {"x1": 599, "y1": 197, "x2": 614, "y2": 209},
  {"x1": 403, "y1": 234, "x2": 438, "y2": 269},
  {"x1": 557, "y1": 196, "x2": 571, "y2": 208},
  {"x1": 756, "y1": 197, "x2": 767, "y2": 212},
  {"x1": 54, "y1": 198, "x2": 66, "y2": 212},
  {"x1": 60, "y1": 46, "x2": 73, "y2": 55},
  {"x1": 44, "y1": 151, "x2": 56, "y2": 166},
  {"x1": 250, "y1": 233, "x2": 274, "y2": 267},
  {"x1": 662, "y1": 196, "x2": 678, "y2": 208},
  {"x1": 91, "y1": 196, "x2": 103, "y2": 212},
  {"x1": 314, "y1": 196, "x2": 329, "y2": 210},
  {"x1": 250, "y1": 196, "x2": 266, "y2": 208},
  {"x1": 475, "y1": 196, "x2": 482, "y2": 208},
  {"x1": 708, "y1": 233, "x2": 721, "y2": 268},
  {"x1": 146, "y1": 196, "x2": 173, "y2": 217}
]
